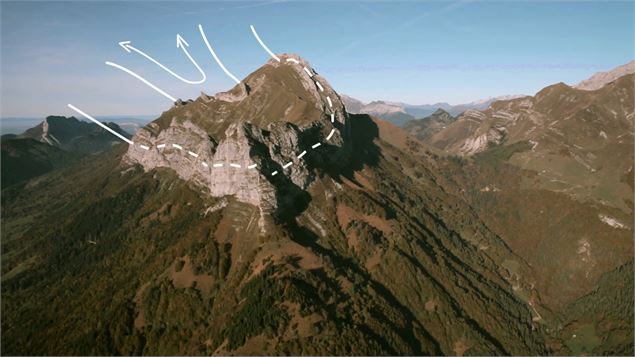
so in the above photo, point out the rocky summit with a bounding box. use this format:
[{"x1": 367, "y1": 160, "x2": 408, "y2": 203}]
[{"x1": 124, "y1": 55, "x2": 348, "y2": 216}]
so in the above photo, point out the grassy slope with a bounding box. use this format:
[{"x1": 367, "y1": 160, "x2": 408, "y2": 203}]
[
  {"x1": 1, "y1": 138, "x2": 80, "y2": 187},
  {"x1": 436, "y1": 140, "x2": 633, "y2": 354}
]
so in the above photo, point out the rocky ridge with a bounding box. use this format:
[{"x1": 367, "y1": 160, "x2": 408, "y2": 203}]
[
  {"x1": 574, "y1": 60, "x2": 635, "y2": 90},
  {"x1": 426, "y1": 73, "x2": 634, "y2": 212}
]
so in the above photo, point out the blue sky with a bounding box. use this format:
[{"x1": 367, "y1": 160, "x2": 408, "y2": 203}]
[{"x1": 1, "y1": 0, "x2": 633, "y2": 117}]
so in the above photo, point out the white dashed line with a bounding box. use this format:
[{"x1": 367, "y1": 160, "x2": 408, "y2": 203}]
[
  {"x1": 283, "y1": 161, "x2": 293, "y2": 169},
  {"x1": 140, "y1": 144, "x2": 150, "y2": 150},
  {"x1": 213, "y1": 163, "x2": 223, "y2": 168},
  {"x1": 172, "y1": 144, "x2": 183, "y2": 150},
  {"x1": 330, "y1": 113, "x2": 335, "y2": 123},
  {"x1": 201, "y1": 162, "x2": 209, "y2": 167},
  {"x1": 229, "y1": 163, "x2": 242, "y2": 168},
  {"x1": 303, "y1": 67, "x2": 313, "y2": 77},
  {"x1": 188, "y1": 151, "x2": 199, "y2": 158},
  {"x1": 315, "y1": 81, "x2": 324, "y2": 92},
  {"x1": 297, "y1": 150, "x2": 307, "y2": 159},
  {"x1": 312, "y1": 142, "x2": 321, "y2": 149},
  {"x1": 326, "y1": 128, "x2": 336, "y2": 140},
  {"x1": 326, "y1": 96, "x2": 333, "y2": 108},
  {"x1": 286, "y1": 58, "x2": 300, "y2": 64},
  {"x1": 248, "y1": 164, "x2": 258, "y2": 169},
  {"x1": 157, "y1": 144, "x2": 166, "y2": 149},
  {"x1": 271, "y1": 170, "x2": 278, "y2": 176}
]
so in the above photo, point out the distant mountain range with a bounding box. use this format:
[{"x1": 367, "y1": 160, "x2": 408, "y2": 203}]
[
  {"x1": 340, "y1": 94, "x2": 525, "y2": 126},
  {"x1": 18, "y1": 115, "x2": 130, "y2": 153},
  {"x1": 342, "y1": 60, "x2": 635, "y2": 127},
  {"x1": 1, "y1": 115, "x2": 154, "y2": 136}
]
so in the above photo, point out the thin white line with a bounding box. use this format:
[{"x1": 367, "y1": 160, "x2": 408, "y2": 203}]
[
  {"x1": 105, "y1": 62, "x2": 177, "y2": 102},
  {"x1": 172, "y1": 144, "x2": 183, "y2": 150},
  {"x1": 271, "y1": 170, "x2": 278, "y2": 176},
  {"x1": 213, "y1": 163, "x2": 223, "y2": 168},
  {"x1": 297, "y1": 150, "x2": 307, "y2": 159},
  {"x1": 201, "y1": 162, "x2": 209, "y2": 167},
  {"x1": 250, "y1": 25, "x2": 280, "y2": 62},
  {"x1": 140, "y1": 144, "x2": 150, "y2": 150},
  {"x1": 175, "y1": 35, "x2": 207, "y2": 84},
  {"x1": 248, "y1": 164, "x2": 258, "y2": 169},
  {"x1": 303, "y1": 67, "x2": 313, "y2": 77},
  {"x1": 157, "y1": 144, "x2": 166, "y2": 148},
  {"x1": 330, "y1": 113, "x2": 335, "y2": 123},
  {"x1": 286, "y1": 58, "x2": 299, "y2": 64},
  {"x1": 312, "y1": 142, "x2": 321, "y2": 149},
  {"x1": 188, "y1": 151, "x2": 199, "y2": 158},
  {"x1": 229, "y1": 163, "x2": 241, "y2": 168},
  {"x1": 315, "y1": 81, "x2": 324, "y2": 92},
  {"x1": 67, "y1": 104, "x2": 134, "y2": 145},
  {"x1": 326, "y1": 96, "x2": 333, "y2": 108},
  {"x1": 120, "y1": 38, "x2": 206, "y2": 85},
  {"x1": 283, "y1": 161, "x2": 293, "y2": 169},
  {"x1": 198, "y1": 24, "x2": 240, "y2": 84},
  {"x1": 326, "y1": 129, "x2": 336, "y2": 140}
]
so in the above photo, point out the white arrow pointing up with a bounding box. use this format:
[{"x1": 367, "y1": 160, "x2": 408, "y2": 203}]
[{"x1": 118, "y1": 34, "x2": 206, "y2": 85}]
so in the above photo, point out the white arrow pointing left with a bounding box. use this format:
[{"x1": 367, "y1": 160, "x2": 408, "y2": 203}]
[{"x1": 119, "y1": 34, "x2": 206, "y2": 85}]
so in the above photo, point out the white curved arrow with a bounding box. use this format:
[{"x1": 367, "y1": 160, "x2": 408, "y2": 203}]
[
  {"x1": 105, "y1": 61, "x2": 177, "y2": 102},
  {"x1": 250, "y1": 25, "x2": 280, "y2": 62},
  {"x1": 119, "y1": 34, "x2": 206, "y2": 84},
  {"x1": 198, "y1": 24, "x2": 241, "y2": 84}
]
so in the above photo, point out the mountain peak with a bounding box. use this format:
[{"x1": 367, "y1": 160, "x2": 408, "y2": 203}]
[
  {"x1": 431, "y1": 108, "x2": 450, "y2": 116},
  {"x1": 403, "y1": 107, "x2": 456, "y2": 142},
  {"x1": 151, "y1": 54, "x2": 344, "y2": 137},
  {"x1": 125, "y1": 56, "x2": 349, "y2": 216}
]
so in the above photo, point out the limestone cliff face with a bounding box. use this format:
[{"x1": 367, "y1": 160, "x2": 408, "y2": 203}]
[{"x1": 123, "y1": 54, "x2": 349, "y2": 213}]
